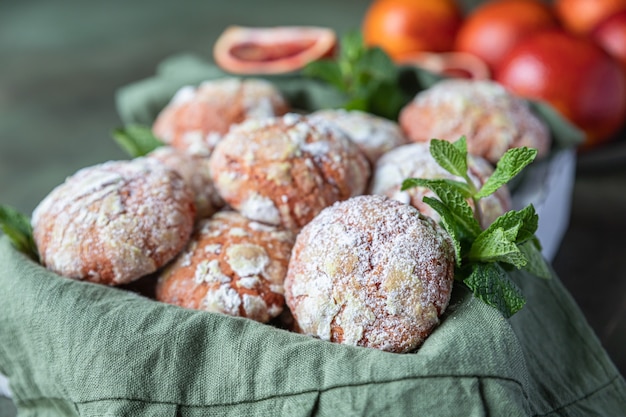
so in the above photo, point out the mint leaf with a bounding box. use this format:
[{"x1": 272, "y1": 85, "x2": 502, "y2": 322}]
[
  {"x1": 403, "y1": 177, "x2": 481, "y2": 262},
  {"x1": 303, "y1": 31, "x2": 411, "y2": 120},
  {"x1": 355, "y1": 47, "x2": 397, "y2": 84},
  {"x1": 483, "y1": 205, "x2": 539, "y2": 245},
  {"x1": 402, "y1": 141, "x2": 549, "y2": 317},
  {"x1": 364, "y1": 80, "x2": 409, "y2": 120},
  {"x1": 112, "y1": 124, "x2": 164, "y2": 158},
  {"x1": 343, "y1": 96, "x2": 369, "y2": 112},
  {"x1": 476, "y1": 147, "x2": 537, "y2": 198},
  {"x1": 421, "y1": 181, "x2": 482, "y2": 237},
  {"x1": 0, "y1": 205, "x2": 38, "y2": 261},
  {"x1": 339, "y1": 31, "x2": 366, "y2": 65},
  {"x1": 452, "y1": 136, "x2": 467, "y2": 154},
  {"x1": 422, "y1": 197, "x2": 477, "y2": 245},
  {"x1": 469, "y1": 227, "x2": 528, "y2": 268},
  {"x1": 302, "y1": 60, "x2": 344, "y2": 91},
  {"x1": 464, "y1": 262, "x2": 526, "y2": 318},
  {"x1": 519, "y1": 240, "x2": 552, "y2": 279},
  {"x1": 401, "y1": 178, "x2": 472, "y2": 198},
  {"x1": 422, "y1": 197, "x2": 464, "y2": 267},
  {"x1": 429, "y1": 138, "x2": 468, "y2": 180}
]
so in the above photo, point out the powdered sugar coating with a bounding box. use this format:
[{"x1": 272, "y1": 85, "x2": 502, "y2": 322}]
[
  {"x1": 152, "y1": 78, "x2": 289, "y2": 156},
  {"x1": 308, "y1": 109, "x2": 408, "y2": 164},
  {"x1": 147, "y1": 146, "x2": 224, "y2": 219},
  {"x1": 284, "y1": 195, "x2": 455, "y2": 353},
  {"x1": 31, "y1": 159, "x2": 196, "y2": 285},
  {"x1": 370, "y1": 142, "x2": 511, "y2": 228},
  {"x1": 399, "y1": 79, "x2": 551, "y2": 163},
  {"x1": 156, "y1": 211, "x2": 295, "y2": 323},
  {"x1": 209, "y1": 113, "x2": 370, "y2": 231}
]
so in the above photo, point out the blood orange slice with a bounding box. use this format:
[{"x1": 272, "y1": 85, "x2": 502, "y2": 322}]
[
  {"x1": 213, "y1": 26, "x2": 337, "y2": 74},
  {"x1": 396, "y1": 51, "x2": 491, "y2": 80}
]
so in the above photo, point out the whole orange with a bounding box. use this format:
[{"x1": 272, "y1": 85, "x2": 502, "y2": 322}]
[
  {"x1": 591, "y1": 10, "x2": 626, "y2": 71},
  {"x1": 554, "y1": 0, "x2": 626, "y2": 36},
  {"x1": 454, "y1": 0, "x2": 558, "y2": 71},
  {"x1": 495, "y1": 29, "x2": 626, "y2": 147},
  {"x1": 362, "y1": 0, "x2": 462, "y2": 61}
]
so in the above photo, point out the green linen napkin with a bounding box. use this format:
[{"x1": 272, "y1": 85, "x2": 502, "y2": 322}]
[{"x1": 0, "y1": 236, "x2": 624, "y2": 416}]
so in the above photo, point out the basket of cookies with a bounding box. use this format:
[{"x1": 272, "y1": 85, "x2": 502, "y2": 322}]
[{"x1": 1, "y1": 29, "x2": 624, "y2": 417}]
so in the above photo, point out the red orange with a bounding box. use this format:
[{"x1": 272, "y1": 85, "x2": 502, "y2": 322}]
[
  {"x1": 454, "y1": 0, "x2": 558, "y2": 71},
  {"x1": 554, "y1": 0, "x2": 626, "y2": 36},
  {"x1": 362, "y1": 0, "x2": 462, "y2": 61},
  {"x1": 495, "y1": 29, "x2": 626, "y2": 147},
  {"x1": 591, "y1": 10, "x2": 626, "y2": 71}
]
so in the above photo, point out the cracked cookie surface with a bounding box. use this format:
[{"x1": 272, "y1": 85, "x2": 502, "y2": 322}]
[
  {"x1": 153, "y1": 78, "x2": 289, "y2": 156},
  {"x1": 156, "y1": 211, "x2": 295, "y2": 323},
  {"x1": 31, "y1": 158, "x2": 196, "y2": 285},
  {"x1": 209, "y1": 113, "x2": 370, "y2": 232},
  {"x1": 285, "y1": 195, "x2": 455, "y2": 353}
]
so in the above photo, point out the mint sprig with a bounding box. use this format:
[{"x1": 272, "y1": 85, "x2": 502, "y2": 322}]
[
  {"x1": 401, "y1": 137, "x2": 551, "y2": 318},
  {"x1": 463, "y1": 262, "x2": 526, "y2": 318},
  {"x1": 303, "y1": 31, "x2": 410, "y2": 120},
  {"x1": 0, "y1": 205, "x2": 39, "y2": 261},
  {"x1": 112, "y1": 124, "x2": 164, "y2": 158}
]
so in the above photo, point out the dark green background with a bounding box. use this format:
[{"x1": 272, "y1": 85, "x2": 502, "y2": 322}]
[{"x1": 1, "y1": 1, "x2": 625, "y2": 413}]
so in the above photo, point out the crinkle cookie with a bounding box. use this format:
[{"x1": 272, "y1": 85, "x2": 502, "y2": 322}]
[
  {"x1": 370, "y1": 142, "x2": 511, "y2": 228},
  {"x1": 209, "y1": 113, "x2": 370, "y2": 231},
  {"x1": 308, "y1": 109, "x2": 408, "y2": 165},
  {"x1": 285, "y1": 195, "x2": 455, "y2": 353},
  {"x1": 399, "y1": 79, "x2": 551, "y2": 163},
  {"x1": 31, "y1": 159, "x2": 196, "y2": 285},
  {"x1": 152, "y1": 78, "x2": 289, "y2": 156},
  {"x1": 156, "y1": 211, "x2": 295, "y2": 323},
  {"x1": 147, "y1": 146, "x2": 224, "y2": 219}
]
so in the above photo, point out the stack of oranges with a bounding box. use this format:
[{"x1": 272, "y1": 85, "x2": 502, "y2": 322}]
[{"x1": 362, "y1": 0, "x2": 626, "y2": 148}]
